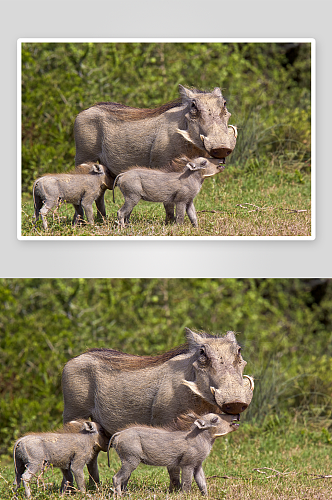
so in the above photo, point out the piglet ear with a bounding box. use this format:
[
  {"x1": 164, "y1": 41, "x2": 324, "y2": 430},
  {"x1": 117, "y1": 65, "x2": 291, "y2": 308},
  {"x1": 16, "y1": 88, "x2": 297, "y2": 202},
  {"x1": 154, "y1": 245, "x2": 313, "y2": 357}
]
[
  {"x1": 194, "y1": 419, "x2": 208, "y2": 429},
  {"x1": 92, "y1": 164, "x2": 103, "y2": 174},
  {"x1": 186, "y1": 162, "x2": 197, "y2": 171},
  {"x1": 83, "y1": 421, "x2": 97, "y2": 433}
]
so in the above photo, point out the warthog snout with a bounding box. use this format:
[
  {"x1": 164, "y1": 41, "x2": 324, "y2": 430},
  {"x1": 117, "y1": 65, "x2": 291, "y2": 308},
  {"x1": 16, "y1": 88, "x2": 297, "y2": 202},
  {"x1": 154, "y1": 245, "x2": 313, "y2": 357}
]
[
  {"x1": 210, "y1": 374, "x2": 254, "y2": 415},
  {"x1": 210, "y1": 147, "x2": 233, "y2": 158},
  {"x1": 221, "y1": 402, "x2": 249, "y2": 414}
]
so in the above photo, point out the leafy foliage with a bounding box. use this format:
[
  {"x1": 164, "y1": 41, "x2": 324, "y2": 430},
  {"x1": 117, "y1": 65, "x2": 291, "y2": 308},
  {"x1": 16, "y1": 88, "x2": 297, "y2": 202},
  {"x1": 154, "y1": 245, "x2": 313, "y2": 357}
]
[{"x1": 1, "y1": 279, "x2": 331, "y2": 456}]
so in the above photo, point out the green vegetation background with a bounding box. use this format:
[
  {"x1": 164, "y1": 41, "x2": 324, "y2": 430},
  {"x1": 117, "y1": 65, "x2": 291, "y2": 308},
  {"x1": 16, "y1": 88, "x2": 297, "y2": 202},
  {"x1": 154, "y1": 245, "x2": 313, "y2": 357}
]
[
  {"x1": 1, "y1": 278, "x2": 331, "y2": 458},
  {"x1": 21, "y1": 42, "x2": 311, "y2": 194}
]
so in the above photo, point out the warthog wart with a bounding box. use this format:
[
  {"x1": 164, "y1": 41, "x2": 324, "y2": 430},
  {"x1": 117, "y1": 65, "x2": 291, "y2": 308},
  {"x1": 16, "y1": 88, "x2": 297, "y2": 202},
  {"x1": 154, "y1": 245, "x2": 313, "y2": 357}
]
[
  {"x1": 74, "y1": 85, "x2": 237, "y2": 177},
  {"x1": 62, "y1": 329, "x2": 254, "y2": 485},
  {"x1": 13, "y1": 420, "x2": 109, "y2": 498},
  {"x1": 112, "y1": 156, "x2": 225, "y2": 227},
  {"x1": 109, "y1": 412, "x2": 239, "y2": 496},
  {"x1": 33, "y1": 162, "x2": 113, "y2": 229}
]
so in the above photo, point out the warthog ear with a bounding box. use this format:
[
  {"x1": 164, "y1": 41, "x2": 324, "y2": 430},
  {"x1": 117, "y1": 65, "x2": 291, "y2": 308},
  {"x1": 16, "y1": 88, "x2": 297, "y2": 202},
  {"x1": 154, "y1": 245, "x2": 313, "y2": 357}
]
[
  {"x1": 194, "y1": 419, "x2": 205, "y2": 429},
  {"x1": 83, "y1": 421, "x2": 97, "y2": 433},
  {"x1": 194, "y1": 419, "x2": 211, "y2": 430},
  {"x1": 225, "y1": 331, "x2": 237, "y2": 342},
  {"x1": 92, "y1": 164, "x2": 104, "y2": 174},
  {"x1": 212, "y1": 87, "x2": 222, "y2": 98},
  {"x1": 178, "y1": 84, "x2": 195, "y2": 100},
  {"x1": 185, "y1": 328, "x2": 205, "y2": 347},
  {"x1": 186, "y1": 162, "x2": 200, "y2": 171}
]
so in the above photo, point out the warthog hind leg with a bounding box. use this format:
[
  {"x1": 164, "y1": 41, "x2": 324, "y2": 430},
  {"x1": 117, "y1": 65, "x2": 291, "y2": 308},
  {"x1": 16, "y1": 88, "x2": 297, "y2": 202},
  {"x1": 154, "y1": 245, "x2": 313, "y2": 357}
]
[
  {"x1": 117, "y1": 198, "x2": 139, "y2": 227},
  {"x1": 113, "y1": 458, "x2": 140, "y2": 496}
]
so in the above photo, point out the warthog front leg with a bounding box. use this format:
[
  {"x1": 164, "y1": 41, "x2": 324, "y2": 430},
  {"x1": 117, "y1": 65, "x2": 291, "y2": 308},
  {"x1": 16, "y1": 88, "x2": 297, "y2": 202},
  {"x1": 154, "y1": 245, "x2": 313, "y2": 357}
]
[
  {"x1": 71, "y1": 461, "x2": 86, "y2": 492},
  {"x1": 167, "y1": 466, "x2": 181, "y2": 492},
  {"x1": 95, "y1": 193, "x2": 106, "y2": 220},
  {"x1": 87, "y1": 454, "x2": 99, "y2": 487},
  {"x1": 72, "y1": 204, "x2": 85, "y2": 225},
  {"x1": 81, "y1": 197, "x2": 95, "y2": 225},
  {"x1": 175, "y1": 202, "x2": 186, "y2": 225},
  {"x1": 194, "y1": 464, "x2": 208, "y2": 495},
  {"x1": 60, "y1": 468, "x2": 74, "y2": 493},
  {"x1": 186, "y1": 200, "x2": 198, "y2": 227},
  {"x1": 164, "y1": 202, "x2": 175, "y2": 224},
  {"x1": 181, "y1": 465, "x2": 194, "y2": 493}
]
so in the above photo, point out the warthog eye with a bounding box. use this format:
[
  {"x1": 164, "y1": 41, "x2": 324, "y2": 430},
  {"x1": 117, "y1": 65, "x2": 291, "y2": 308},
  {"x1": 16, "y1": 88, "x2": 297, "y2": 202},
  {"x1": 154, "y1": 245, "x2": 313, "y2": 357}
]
[
  {"x1": 201, "y1": 160, "x2": 207, "y2": 167},
  {"x1": 211, "y1": 417, "x2": 219, "y2": 424},
  {"x1": 190, "y1": 100, "x2": 198, "y2": 117}
]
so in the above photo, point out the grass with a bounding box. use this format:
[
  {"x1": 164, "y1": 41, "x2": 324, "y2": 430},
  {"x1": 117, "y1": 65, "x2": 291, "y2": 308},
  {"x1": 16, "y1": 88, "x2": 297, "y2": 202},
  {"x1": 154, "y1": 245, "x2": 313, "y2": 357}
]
[
  {"x1": 1, "y1": 419, "x2": 331, "y2": 499},
  {"x1": 20, "y1": 159, "x2": 312, "y2": 237}
]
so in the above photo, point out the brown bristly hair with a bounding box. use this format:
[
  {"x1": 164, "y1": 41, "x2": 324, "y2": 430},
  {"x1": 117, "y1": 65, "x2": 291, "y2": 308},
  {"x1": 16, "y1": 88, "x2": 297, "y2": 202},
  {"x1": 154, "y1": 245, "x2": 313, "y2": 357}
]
[
  {"x1": 86, "y1": 344, "x2": 189, "y2": 371},
  {"x1": 86, "y1": 331, "x2": 228, "y2": 371},
  {"x1": 118, "y1": 156, "x2": 193, "y2": 175},
  {"x1": 114, "y1": 412, "x2": 203, "y2": 435},
  {"x1": 90, "y1": 99, "x2": 183, "y2": 121}
]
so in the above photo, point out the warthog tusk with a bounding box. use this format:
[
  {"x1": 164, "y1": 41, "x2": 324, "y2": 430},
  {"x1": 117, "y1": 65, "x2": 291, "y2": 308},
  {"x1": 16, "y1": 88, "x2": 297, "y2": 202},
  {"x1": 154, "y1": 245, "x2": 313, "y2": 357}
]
[
  {"x1": 210, "y1": 386, "x2": 216, "y2": 396},
  {"x1": 228, "y1": 125, "x2": 238, "y2": 138},
  {"x1": 181, "y1": 380, "x2": 209, "y2": 401},
  {"x1": 243, "y1": 375, "x2": 254, "y2": 390},
  {"x1": 214, "y1": 432, "x2": 228, "y2": 437},
  {"x1": 200, "y1": 134, "x2": 206, "y2": 144},
  {"x1": 176, "y1": 128, "x2": 195, "y2": 145}
]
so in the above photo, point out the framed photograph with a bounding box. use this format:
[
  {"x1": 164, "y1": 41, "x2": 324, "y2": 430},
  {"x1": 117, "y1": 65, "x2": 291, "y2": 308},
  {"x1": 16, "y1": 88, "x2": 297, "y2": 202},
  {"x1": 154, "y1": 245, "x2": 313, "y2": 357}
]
[{"x1": 18, "y1": 39, "x2": 315, "y2": 240}]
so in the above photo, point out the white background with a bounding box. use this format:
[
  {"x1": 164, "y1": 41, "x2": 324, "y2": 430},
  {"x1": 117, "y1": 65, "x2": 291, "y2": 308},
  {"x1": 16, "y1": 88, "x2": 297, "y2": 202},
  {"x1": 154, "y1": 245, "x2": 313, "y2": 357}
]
[{"x1": 1, "y1": 0, "x2": 330, "y2": 278}]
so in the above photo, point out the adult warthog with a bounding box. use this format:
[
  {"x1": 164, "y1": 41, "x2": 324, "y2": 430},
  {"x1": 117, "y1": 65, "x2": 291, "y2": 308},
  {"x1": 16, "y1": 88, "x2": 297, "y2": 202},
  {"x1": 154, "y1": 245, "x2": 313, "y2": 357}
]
[
  {"x1": 74, "y1": 85, "x2": 237, "y2": 177},
  {"x1": 62, "y1": 329, "x2": 254, "y2": 486}
]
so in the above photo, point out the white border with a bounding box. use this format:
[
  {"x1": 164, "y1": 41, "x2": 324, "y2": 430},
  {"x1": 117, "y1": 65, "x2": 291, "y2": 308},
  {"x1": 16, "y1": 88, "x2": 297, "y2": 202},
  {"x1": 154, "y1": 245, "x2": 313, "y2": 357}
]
[{"x1": 17, "y1": 38, "x2": 316, "y2": 241}]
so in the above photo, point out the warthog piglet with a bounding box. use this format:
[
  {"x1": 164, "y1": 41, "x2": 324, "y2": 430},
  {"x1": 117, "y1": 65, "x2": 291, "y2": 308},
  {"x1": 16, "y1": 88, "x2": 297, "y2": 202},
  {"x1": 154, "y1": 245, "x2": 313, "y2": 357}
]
[
  {"x1": 13, "y1": 420, "x2": 109, "y2": 498},
  {"x1": 113, "y1": 156, "x2": 224, "y2": 227},
  {"x1": 33, "y1": 162, "x2": 114, "y2": 229},
  {"x1": 109, "y1": 412, "x2": 239, "y2": 496}
]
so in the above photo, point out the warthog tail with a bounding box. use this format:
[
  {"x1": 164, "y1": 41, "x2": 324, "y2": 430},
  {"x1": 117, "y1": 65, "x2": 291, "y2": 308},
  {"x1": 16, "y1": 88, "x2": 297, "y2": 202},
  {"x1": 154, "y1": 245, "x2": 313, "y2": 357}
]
[
  {"x1": 107, "y1": 432, "x2": 120, "y2": 467},
  {"x1": 112, "y1": 174, "x2": 122, "y2": 203}
]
